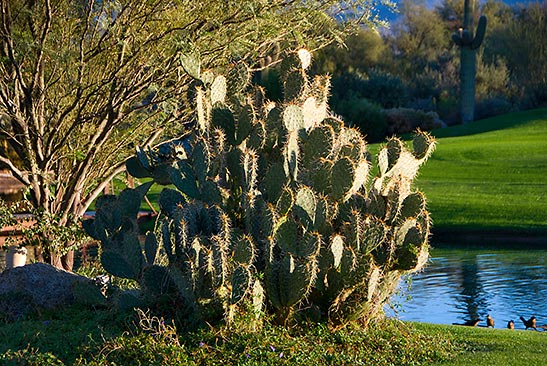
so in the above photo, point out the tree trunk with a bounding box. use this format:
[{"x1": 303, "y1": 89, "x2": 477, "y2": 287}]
[{"x1": 49, "y1": 251, "x2": 74, "y2": 272}]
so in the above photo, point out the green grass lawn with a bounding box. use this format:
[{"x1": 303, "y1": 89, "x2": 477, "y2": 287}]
[
  {"x1": 410, "y1": 108, "x2": 547, "y2": 233},
  {"x1": 416, "y1": 322, "x2": 547, "y2": 366}
]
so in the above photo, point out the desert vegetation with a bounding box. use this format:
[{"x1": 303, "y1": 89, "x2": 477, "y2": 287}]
[
  {"x1": 1, "y1": 0, "x2": 547, "y2": 365},
  {"x1": 310, "y1": 0, "x2": 547, "y2": 140}
]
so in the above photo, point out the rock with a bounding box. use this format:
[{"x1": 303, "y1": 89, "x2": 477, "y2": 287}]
[{"x1": 0, "y1": 263, "x2": 103, "y2": 320}]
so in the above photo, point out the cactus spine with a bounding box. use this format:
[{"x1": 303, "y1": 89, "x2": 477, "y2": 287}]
[{"x1": 452, "y1": 0, "x2": 487, "y2": 124}]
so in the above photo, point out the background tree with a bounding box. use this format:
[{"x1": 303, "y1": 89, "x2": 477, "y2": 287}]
[
  {"x1": 312, "y1": 0, "x2": 536, "y2": 132},
  {"x1": 486, "y1": 2, "x2": 547, "y2": 107},
  {"x1": 0, "y1": 0, "x2": 393, "y2": 270},
  {"x1": 390, "y1": 0, "x2": 449, "y2": 77},
  {"x1": 312, "y1": 28, "x2": 388, "y2": 77}
]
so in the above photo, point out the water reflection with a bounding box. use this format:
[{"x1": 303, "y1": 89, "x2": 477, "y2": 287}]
[{"x1": 389, "y1": 246, "x2": 547, "y2": 329}]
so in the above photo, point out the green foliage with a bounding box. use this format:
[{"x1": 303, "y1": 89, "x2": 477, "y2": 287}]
[
  {"x1": 312, "y1": 29, "x2": 388, "y2": 77},
  {"x1": 384, "y1": 108, "x2": 442, "y2": 136},
  {"x1": 0, "y1": 198, "x2": 87, "y2": 260},
  {"x1": 79, "y1": 319, "x2": 459, "y2": 366},
  {"x1": 391, "y1": 1, "x2": 450, "y2": 67},
  {"x1": 485, "y1": 2, "x2": 547, "y2": 107},
  {"x1": 353, "y1": 70, "x2": 409, "y2": 109},
  {"x1": 0, "y1": 199, "x2": 17, "y2": 231},
  {"x1": 474, "y1": 97, "x2": 512, "y2": 120},
  {"x1": 5, "y1": 303, "x2": 547, "y2": 366},
  {"x1": 87, "y1": 49, "x2": 435, "y2": 329},
  {"x1": 0, "y1": 348, "x2": 65, "y2": 366},
  {"x1": 335, "y1": 97, "x2": 387, "y2": 142}
]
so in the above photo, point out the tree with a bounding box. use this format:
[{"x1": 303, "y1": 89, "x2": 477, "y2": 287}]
[
  {"x1": 0, "y1": 0, "x2": 391, "y2": 270},
  {"x1": 312, "y1": 28, "x2": 388, "y2": 77},
  {"x1": 487, "y1": 2, "x2": 547, "y2": 106},
  {"x1": 390, "y1": 0, "x2": 449, "y2": 72}
]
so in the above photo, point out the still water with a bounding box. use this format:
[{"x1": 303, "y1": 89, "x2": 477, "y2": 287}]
[{"x1": 389, "y1": 245, "x2": 547, "y2": 330}]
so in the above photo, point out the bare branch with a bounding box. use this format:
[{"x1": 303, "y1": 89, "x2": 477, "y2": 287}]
[
  {"x1": 78, "y1": 159, "x2": 127, "y2": 217},
  {"x1": 0, "y1": 154, "x2": 29, "y2": 185}
]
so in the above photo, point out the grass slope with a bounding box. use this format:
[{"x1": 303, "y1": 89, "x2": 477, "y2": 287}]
[{"x1": 414, "y1": 108, "x2": 547, "y2": 234}]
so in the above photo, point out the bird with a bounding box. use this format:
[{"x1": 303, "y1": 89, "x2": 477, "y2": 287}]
[
  {"x1": 486, "y1": 314, "x2": 495, "y2": 328},
  {"x1": 520, "y1": 316, "x2": 537, "y2": 330},
  {"x1": 452, "y1": 319, "x2": 480, "y2": 327},
  {"x1": 507, "y1": 320, "x2": 514, "y2": 330}
]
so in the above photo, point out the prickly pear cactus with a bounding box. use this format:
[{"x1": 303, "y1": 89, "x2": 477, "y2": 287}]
[
  {"x1": 452, "y1": 0, "x2": 487, "y2": 123},
  {"x1": 87, "y1": 48, "x2": 435, "y2": 329},
  {"x1": 83, "y1": 182, "x2": 155, "y2": 281}
]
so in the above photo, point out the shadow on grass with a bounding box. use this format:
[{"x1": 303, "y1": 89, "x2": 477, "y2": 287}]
[{"x1": 430, "y1": 108, "x2": 547, "y2": 139}]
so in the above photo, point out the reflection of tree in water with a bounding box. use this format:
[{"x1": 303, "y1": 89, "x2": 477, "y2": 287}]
[
  {"x1": 503, "y1": 261, "x2": 547, "y2": 316},
  {"x1": 455, "y1": 256, "x2": 489, "y2": 322}
]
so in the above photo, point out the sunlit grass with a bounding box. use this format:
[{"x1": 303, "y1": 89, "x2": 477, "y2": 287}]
[
  {"x1": 417, "y1": 108, "x2": 547, "y2": 232},
  {"x1": 367, "y1": 108, "x2": 547, "y2": 233},
  {"x1": 417, "y1": 322, "x2": 547, "y2": 366}
]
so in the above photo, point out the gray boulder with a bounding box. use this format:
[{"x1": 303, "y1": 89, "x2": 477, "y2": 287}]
[{"x1": 0, "y1": 263, "x2": 105, "y2": 320}]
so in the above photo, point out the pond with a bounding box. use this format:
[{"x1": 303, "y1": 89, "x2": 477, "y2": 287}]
[{"x1": 388, "y1": 245, "x2": 547, "y2": 330}]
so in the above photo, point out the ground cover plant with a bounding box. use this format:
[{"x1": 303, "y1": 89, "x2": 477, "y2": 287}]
[
  {"x1": 2, "y1": 303, "x2": 547, "y2": 365},
  {"x1": 0, "y1": 304, "x2": 458, "y2": 365}
]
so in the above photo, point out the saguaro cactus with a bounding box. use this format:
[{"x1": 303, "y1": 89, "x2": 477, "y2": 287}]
[{"x1": 452, "y1": 0, "x2": 487, "y2": 124}]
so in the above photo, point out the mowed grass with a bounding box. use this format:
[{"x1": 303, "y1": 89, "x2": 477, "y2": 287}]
[
  {"x1": 413, "y1": 108, "x2": 547, "y2": 233},
  {"x1": 415, "y1": 322, "x2": 547, "y2": 366}
]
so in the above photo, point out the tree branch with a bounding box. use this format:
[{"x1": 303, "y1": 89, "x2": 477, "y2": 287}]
[{"x1": 0, "y1": 154, "x2": 29, "y2": 185}]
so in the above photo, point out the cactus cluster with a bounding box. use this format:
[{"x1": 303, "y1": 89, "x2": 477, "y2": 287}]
[
  {"x1": 85, "y1": 48, "x2": 435, "y2": 329},
  {"x1": 452, "y1": 0, "x2": 487, "y2": 124}
]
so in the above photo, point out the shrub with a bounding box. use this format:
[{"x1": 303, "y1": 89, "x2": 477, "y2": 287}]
[
  {"x1": 335, "y1": 97, "x2": 387, "y2": 143},
  {"x1": 435, "y1": 93, "x2": 460, "y2": 126},
  {"x1": 384, "y1": 108, "x2": 443, "y2": 135},
  {"x1": 330, "y1": 72, "x2": 368, "y2": 102},
  {"x1": 474, "y1": 97, "x2": 513, "y2": 120},
  {"x1": 330, "y1": 70, "x2": 409, "y2": 110},
  {"x1": 360, "y1": 70, "x2": 409, "y2": 109}
]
